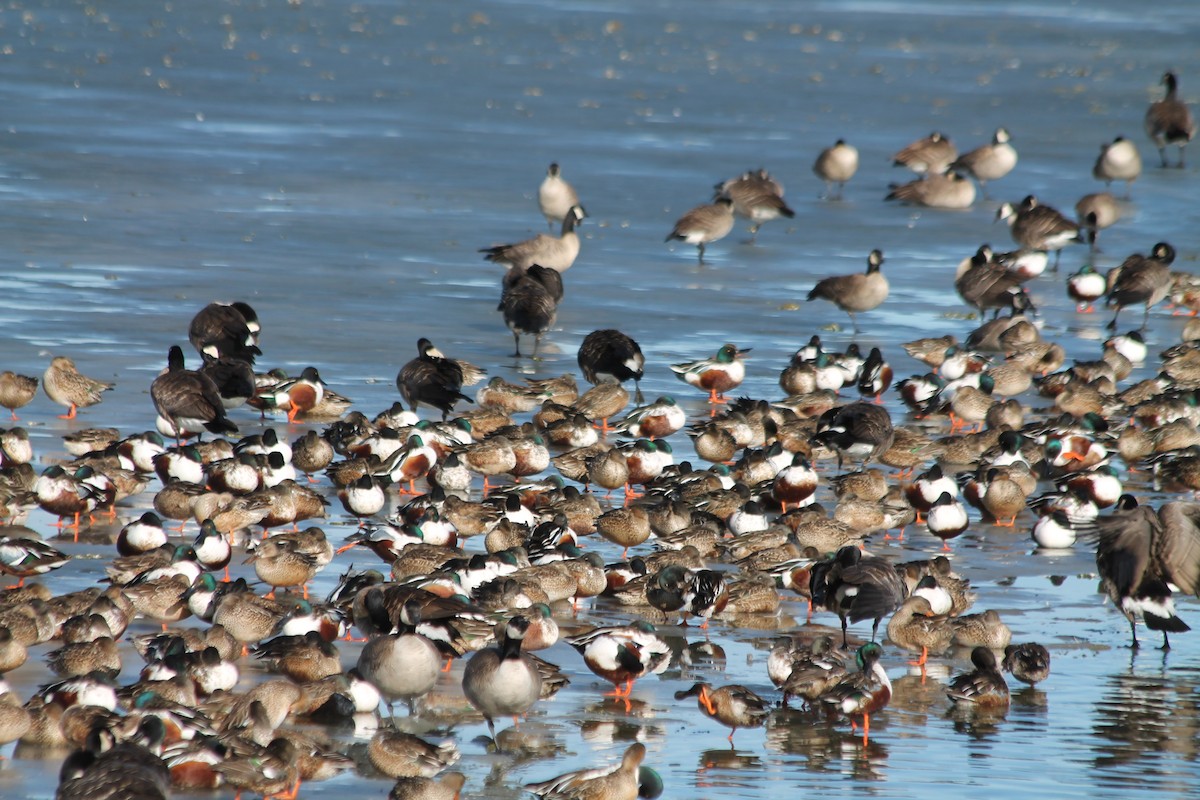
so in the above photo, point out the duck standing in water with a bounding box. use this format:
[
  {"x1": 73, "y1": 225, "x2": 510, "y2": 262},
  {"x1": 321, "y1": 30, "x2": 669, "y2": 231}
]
[
  {"x1": 821, "y1": 641, "x2": 892, "y2": 745},
  {"x1": 674, "y1": 681, "x2": 769, "y2": 744}
]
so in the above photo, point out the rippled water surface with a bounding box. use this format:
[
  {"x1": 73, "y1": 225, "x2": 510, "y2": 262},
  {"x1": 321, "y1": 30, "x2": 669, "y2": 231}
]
[{"x1": 2, "y1": 0, "x2": 1200, "y2": 798}]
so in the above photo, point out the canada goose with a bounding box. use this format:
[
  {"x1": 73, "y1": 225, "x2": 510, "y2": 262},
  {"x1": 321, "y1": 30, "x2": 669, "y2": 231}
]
[
  {"x1": 188, "y1": 301, "x2": 261, "y2": 363},
  {"x1": 954, "y1": 245, "x2": 1029, "y2": 317},
  {"x1": 995, "y1": 195, "x2": 1082, "y2": 270},
  {"x1": 1092, "y1": 136, "x2": 1142, "y2": 197},
  {"x1": 500, "y1": 264, "x2": 562, "y2": 358},
  {"x1": 1093, "y1": 496, "x2": 1194, "y2": 649},
  {"x1": 713, "y1": 168, "x2": 794, "y2": 240},
  {"x1": 1104, "y1": 241, "x2": 1175, "y2": 331},
  {"x1": 150, "y1": 346, "x2": 238, "y2": 442},
  {"x1": 891, "y1": 131, "x2": 957, "y2": 174},
  {"x1": 481, "y1": 204, "x2": 586, "y2": 273},
  {"x1": 396, "y1": 338, "x2": 474, "y2": 419},
  {"x1": 950, "y1": 127, "x2": 1017, "y2": 198},
  {"x1": 946, "y1": 646, "x2": 1010, "y2": 708},
  {"x1": 807, "y1": 249, "x2": 889, "y2": 332},
  {"x1": 1075, "y1": 192, "x2": 1122, "y2": 250},
  {"x1": 42, "y1": 356, "x2": 113, "y2": 420},
  {"x1": 1145, "y1": 70, "x2": 1196, "y2": 167},
  {"x1": 885, "y1": 170, "x2": 976, "y2": 209},
  {"x1": 461, "y1": 615, "x2": 543, "y2": 744},
  {"x1": 812, "y1": 400, "x2": 895, "y2": 472},
  {"x1": 664, "y1": 195, "x2": 735, "y2": 262},
  {"x1": 577, "y1": 329, "x2": 645, "y2": 401},
  {"x1": 537, "y1": 162, "x2": 580, "y2": 229},
  {"x1": 811, "y1": 545, "x2": 908, "y2": 647},
  {"x1": 813, "y1": 138, "x2": 859, "y2": 200}
]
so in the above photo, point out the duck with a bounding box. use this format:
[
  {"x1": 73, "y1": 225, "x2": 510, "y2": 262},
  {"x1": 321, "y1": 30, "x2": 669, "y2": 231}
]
[
  {"x1": 806, "y1": 249, "x2": 889, "y2": 332},
  {"x1": 950, "y1": 609, "x2": 1013, "y2": 650},
  {"x1": 291, "y1": 429, "x2": 334, "y2": 482},
  {"x1": 577, "y1": 329, "x2": 646, "y2": 402},
  {"x1": 664, "y1": 195, "x2": 735, "y2": 262},
  {"x1": 482, "y1": 203, "x2": 586, "y2": 273},
  {"x1": 367, "y1": 728, "x2": 460, "y2": 778},
  {"x1": 670, "y1": 343, "x2": 749, "y2": 405},
  {"x1": 947, "y1": 646, "x2": 1010, "y2": 709},
  {"x1": 1092, "y1": 135, "x2": 1142, "y2": 197},
  {"x1": 1145, "y1": 70, "x2": 1196, "y2": 168},
  {"x1": 151, "y1": 346, "x2": 239, "y2": 442},
  {"x1": 995, "y1": 195, "x2": 1082, "y2": 269},
  {"x1": 813, "y1": 139, "x2": 858, "y2": 200},
  {"x1": 251, "y1": 630, "x2": 341, "y2": 682},
  {"x1": 1094, "y1": 497, "x2": 1197, "y2": 649},
  {"x1": 538, "y1": 162, "x2": 581, "y2": 229},
  {"x1": 926, "y1": 492, "x2": 969, "y2": 550},
  {"x1": 770, "y1": 634, "x2": 848, "y2": 707},
  {"x1": 713, "y1": 168, "x2": 794, "y2": 241},
  {"x1": 461, "y1": 615, "x2": 543, "y2": 744},
  {"x1": 820, "y1": 641, "x2": 893, "y2": 745},
  {"x1": 1002, "y1": 642, "x2": 1051, "y2": 687},
  {"x1": 43, "y1": 356, "x2": 113, "y2": 419},
  {"x1": 674, "y1": 682, "x2": 769, "y2": 743},
  {"x1": 389, "y1": 772, "x2": 467, "y2": 800},
  {"x1": 615, "y1": 395, "x2": 685, "y2": 441},
  {"x1": 117, "y1": 511, "x2": 169, "y2": 557},
  {"x1": 213, "y1": 737, "x2": 300, "y2": 800},
  {"x1": 950, "y1": 127, "x2": 1017, "y2": 198},
  {"x1": 0, "y1": 536, "x2": 69, "y2": 588},
  {"x1": 1105, "y1": 241, "x2": 1175, "y2": 331},
  {"x1": 251, "y1": 366, "x2": 326, "y2": 423},
  {"x1": 885, "y1": 170, "x2": 976, "y2": 209},
  {"x1": 811, "y1": 545, "x2": 908, "y2": 647},
  {"x1": 397, "y1": 339, "x2": 475, "y2": 420},
  {"x1": 0, "y1": 372, "x2": 38, "y2": 421},
  {"x1": 886, "y1": 594, "x2": 954, "y2": 674},
  {"x1": 595, "y1": 504, "x2": 650, "y2": 556},
  {"x1": 892, "y1": 131, "x2": 956, "y2": 174},
  {"x1": 525, "y1": 742, "x2": 660, "y2": 800},
  {"x1": 187, "y1": 300, "x2": 261, "y2": 362},
  {"x1": 1067, "y1": 264, "x2": 1108, "y2": 313},
  {"x1": 245, "y1": 536, "x2": 320, "y2": 598},
  {"x1": 567, "y1": 621, "x2": 671, "y2": 704},
  {"x1": 501, "y1": 264, "x2": 562, "y2": 359}
]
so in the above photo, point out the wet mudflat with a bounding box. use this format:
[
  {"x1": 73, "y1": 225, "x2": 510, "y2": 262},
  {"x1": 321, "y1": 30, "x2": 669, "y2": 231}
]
[{"x1": 1, "y1": 0, "x2": 1199, "y2": 798}]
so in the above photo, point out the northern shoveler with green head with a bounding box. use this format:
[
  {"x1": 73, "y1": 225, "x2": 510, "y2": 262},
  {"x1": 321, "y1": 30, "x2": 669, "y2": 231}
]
[{"x1": 670, "y1": 343, "x2": 750, "y2": 405}]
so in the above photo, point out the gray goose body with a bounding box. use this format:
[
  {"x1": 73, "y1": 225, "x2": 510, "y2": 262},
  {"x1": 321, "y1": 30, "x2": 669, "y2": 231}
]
[
  {"x1": 1104, "y1": 241, "x2": 1174, "y2": 331},
  {"x1": 1145, "y1": 71, "x2": 1196, "y2": 167},
  {"x1": 1093, "y1": 497, "x2": 1192, "y2": 649},
  {"x1": 482, "y1": 204, "x2": 585, "y2": 273},
  {"x1": 501, "y1": 265, "x2": 562, "y2": 358},
  {"x1": 151, "y1": 346, "x2": 237, "y2": 441}
]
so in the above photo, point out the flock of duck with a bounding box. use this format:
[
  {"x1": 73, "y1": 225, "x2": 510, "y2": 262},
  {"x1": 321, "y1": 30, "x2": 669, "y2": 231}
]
[{"x1": 0, "y1": 68, "x2": 1197, "y2": 800}]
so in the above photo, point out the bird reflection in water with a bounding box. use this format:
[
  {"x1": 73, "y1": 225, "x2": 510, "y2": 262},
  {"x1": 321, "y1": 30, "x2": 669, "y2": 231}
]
[
  {"x1": 1092, "y1": 666, "x2": 1200, "y2": 776},
  {"x1": 764, "y1": 710, "x2": 889, "y2": 781}
]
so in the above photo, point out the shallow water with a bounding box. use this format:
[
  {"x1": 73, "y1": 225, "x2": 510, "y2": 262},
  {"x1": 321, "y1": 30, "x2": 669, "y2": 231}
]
[{"x1": 2, "y1": 0, "x2": 1200, "y2": 798}]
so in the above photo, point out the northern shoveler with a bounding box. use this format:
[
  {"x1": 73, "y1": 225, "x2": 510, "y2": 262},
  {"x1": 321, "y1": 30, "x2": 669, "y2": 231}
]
[
  {"x1": 674, "y1": 681, "x2": 768, "y2": 743},
  {"x1": 670, "y1": 343, "x2": 749, "y2": 405},
  {"x1": 42, "y1": 356, "x2": 113, "y2": 420},
  {"x1": 525, "y1": 743, "x2": 660, "y2": 800}
]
